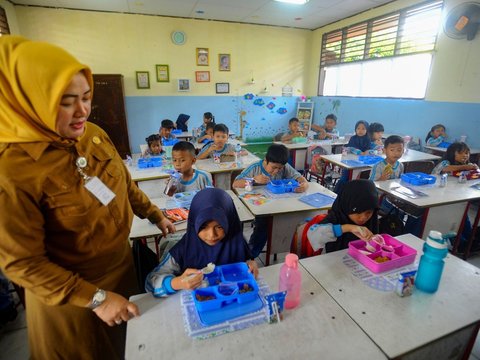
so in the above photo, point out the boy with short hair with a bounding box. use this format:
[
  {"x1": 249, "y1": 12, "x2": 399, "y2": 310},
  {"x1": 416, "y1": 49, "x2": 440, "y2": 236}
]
[
  {"x1": 197, "y1": 123, "x2": 236, "y2": 159},
  {"x1": 172, "y1": 141, "x2": 212, "y2": 192},
  {"x1": 233, "y1": 144, "x2": 309, "y2": 257},
  {"x1": 159, "y1": 119, "x2": 176, "y2": 143},
  {"x1": 311, "y1": 114, "x2": 338, "y2": 140},
  {"x1": 281, "y1": 117, "x2": 305, "y2": 142},
  {"x1": 369, "y1": 135, "x2": 404, "y2": 181}
]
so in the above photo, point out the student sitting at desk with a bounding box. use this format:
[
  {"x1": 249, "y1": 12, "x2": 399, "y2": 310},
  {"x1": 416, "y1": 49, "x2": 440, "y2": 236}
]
[
  {"x1": 175, "y1": 113, "x2": 190, "y2": 132},
  {"x1": 425, "y1": 124, "x2": 447, "y2": 147},
  {"x1": 142, "y1": 134, "x2": 164, "y2": 157},
  {"x1": 145, "y1": 188, "x2": 258, "y2": 297},
  {"x1": 199, "y1": 111, "x2": 215, "y2": 137},
  {"x1": 345, "y1": 120, "x2": 371, "y2": 154},
  {"x1": 197, "y1": 122, "x2": 214, "y2": 144},
  {"x1": 159, "y1": 119, "x2": 176, "y2": 143},
  {"x1": 197, "y1": 123, "x2": 237, "y2": 160},
  {"x1": 172, "y1": 141, "x2": 212, "y2": 192},
  {"x1": 233, "y1": 144, "x2": 308, "y2": 257},
  {"x1": 432, "y1": 142, "x2": 479, "y2": 174},
  {"x1": 368, "y1": 122, "x2": 384, "y2": 153},
  {"x1": 281, "y1": 117, "x2": 305, "y2": 142},
  {"x1": 311, "y1": 114, "x2": 338, "y2": 140},
  {"x1": 307, "y1": 180, "x2": 378, "y2": 253}
]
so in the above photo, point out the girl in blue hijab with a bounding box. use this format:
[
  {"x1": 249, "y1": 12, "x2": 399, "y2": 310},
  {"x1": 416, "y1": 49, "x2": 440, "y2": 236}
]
[
  {"x1": 176, "y1": 113, "x2": 190, "y2": 132},
  {"x1": 145, "y1": 188, "x2": 257, "y2": 297},
  {"x1": 346, "y1": 120, "x2": 371, "y2": 153}
]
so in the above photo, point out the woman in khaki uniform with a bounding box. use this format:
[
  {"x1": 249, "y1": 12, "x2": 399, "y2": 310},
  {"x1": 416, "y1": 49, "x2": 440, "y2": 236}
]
[{"x1": 0, "y1": 36, "x2": 175, "y2": 359}]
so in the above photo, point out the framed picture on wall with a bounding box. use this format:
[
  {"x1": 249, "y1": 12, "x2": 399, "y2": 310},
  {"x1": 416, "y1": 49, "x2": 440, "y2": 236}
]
[
  {"x1": 218, "y1": 54, "x2": 231, "y2": 71},
  {"x1": 177, "y1": 79, "x2": 190, "y2": 92},
  {"x1": 156, "y1": 64, "x2": 169, "y2": 82},
  {"x1": 196, "y1": 48, "x2": 209, "y2": 66},
  {"x1": 136, "y1": 71, "x2": 150, "y2": 89},
  {"x1": 195, "y1": 71, "x2": 210, "y2": 82},
  {"x1": 216, "y1": 82, "x2": 230, "y2": 94}
]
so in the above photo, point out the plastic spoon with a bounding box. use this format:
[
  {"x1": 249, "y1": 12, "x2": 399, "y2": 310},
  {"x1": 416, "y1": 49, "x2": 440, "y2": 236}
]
[
  {"x1": 371, "y1": 234, "x2": 394, "y2": 252},
  {"x1": 183, "y1": 262, "x2": 216, "y2": 282}
]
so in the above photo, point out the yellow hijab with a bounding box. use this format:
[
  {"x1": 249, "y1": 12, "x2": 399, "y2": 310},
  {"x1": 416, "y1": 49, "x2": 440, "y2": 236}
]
[{"x1": 0, "y1": 36, "x2": 93, "y2": 143}]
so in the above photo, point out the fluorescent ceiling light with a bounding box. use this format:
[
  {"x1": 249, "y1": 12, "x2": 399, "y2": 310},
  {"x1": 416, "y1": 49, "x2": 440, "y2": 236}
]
[{"x1": 274, "y1": 0, "x2": 309, "y2": 4}]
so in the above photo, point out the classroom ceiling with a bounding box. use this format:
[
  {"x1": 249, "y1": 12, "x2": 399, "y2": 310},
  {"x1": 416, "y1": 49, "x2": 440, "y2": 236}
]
[{"x1": 11, "y1": 0, "x2": 394, "y2": 30}]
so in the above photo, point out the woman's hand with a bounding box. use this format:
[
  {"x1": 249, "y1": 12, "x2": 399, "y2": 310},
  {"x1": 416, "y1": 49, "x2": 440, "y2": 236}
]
[
  {"x1": 246, "y1": 260, "x2": 259, "y2": 279},
  {"x1": 171, "y1": 269, "x2": 203, "y2": 290},
  {"x1": 156, "y1": 218, "x2": 175, "y2": 237},
  {"x1": 93, "y1": 291, "x2": 140, "y2": 327}
]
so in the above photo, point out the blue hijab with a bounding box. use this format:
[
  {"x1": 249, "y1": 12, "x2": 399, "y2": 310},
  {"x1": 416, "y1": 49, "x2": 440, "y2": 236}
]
[
  {"x1": 169, "y1": 188, "x2": 251, "y2": 270},
  {"x1": 176, "y1": 113, "x2": 190, "y2": 131},
  {"x1": 347, "y1": 120, "x2": 371, "y2": 152}
]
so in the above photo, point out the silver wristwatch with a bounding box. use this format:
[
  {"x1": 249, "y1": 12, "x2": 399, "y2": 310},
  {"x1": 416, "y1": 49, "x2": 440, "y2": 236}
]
[{"x1": 89, "y1": 289, "x2": 106, "y2": 309}]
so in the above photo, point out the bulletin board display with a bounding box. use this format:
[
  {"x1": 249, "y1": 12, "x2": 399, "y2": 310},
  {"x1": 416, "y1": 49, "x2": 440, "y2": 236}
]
[{"x1": 296, "y1": 102, "x2": 314, "y2": 132}]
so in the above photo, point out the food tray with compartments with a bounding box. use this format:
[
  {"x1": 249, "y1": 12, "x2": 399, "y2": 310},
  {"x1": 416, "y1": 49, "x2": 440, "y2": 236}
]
[
  {"x1": 266, "y1": 179, "x2": 299, "y2": 194},
  {"x1": 137, "y1": 157, "x2": 162, "y2": 168},
  {"x1": 400, "y1": 172, "x2": 436, "y2": 185},
  {"x1": 192, "y1": 262, "x2": 263, "y2": 326},
  {"x1": 348, "y1": 234, "x2": 417, "y2": 273},
  {"x1": 173, "y1": 191, "x2": 198, "y2": 207},
  {"x1": 452, "y1": 169, "x2": 480, "y2": 180}
]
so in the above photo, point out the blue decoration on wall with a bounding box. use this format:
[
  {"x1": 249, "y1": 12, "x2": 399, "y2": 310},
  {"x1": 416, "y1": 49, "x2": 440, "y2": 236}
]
[
  {"x1": 253, "y1": 98, "x2": 265, "y2": 106},
  {"x1": 266, "y1": 102, "x2": 275, "y2": 109},
  {"x1": 244, "y1": 93, "x2": 254, "y2": 100},
  {"x1": 277, "y1": 107, "x2": 287, "y2": 114}
]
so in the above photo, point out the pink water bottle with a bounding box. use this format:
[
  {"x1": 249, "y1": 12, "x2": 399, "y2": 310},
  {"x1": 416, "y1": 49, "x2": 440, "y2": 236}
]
[{"x1": 278, "y1": 253, "x2": 302, "y2": 309}]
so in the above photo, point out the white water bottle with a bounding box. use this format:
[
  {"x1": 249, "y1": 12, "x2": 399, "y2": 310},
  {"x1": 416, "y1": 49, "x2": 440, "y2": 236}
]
[{"x1": 235, "y1": 143, "x2": 242, "y2": 167}]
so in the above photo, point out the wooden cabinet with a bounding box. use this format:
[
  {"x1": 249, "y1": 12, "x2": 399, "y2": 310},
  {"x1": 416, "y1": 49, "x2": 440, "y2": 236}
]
[{"x1": 90, "y1": 74, "x2": 131, "y2": 158}]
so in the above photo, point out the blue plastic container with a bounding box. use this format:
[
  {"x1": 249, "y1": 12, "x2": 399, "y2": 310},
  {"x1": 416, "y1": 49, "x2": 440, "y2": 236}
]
[
  {"x1": 137, "y1": 157, "x2": 163, "y2": 168},
  {"x1": 267, "y1": 179, "x2": 299, "y2": 194},
  {"x1": 415, "y1": 231, "x2": 448, "y2": 293},
  {"x1": 163, "y1": 138, "x2": 179, "y2": 146},
  {"x1": 401, "y1": 172, "x2": 436, "y2": 185},
  {"x1": 171, "y1": 129, "x2": 182, "y2": 135},
  {"x1": 437, "y1": 142, "x2": 452, "y2": 148},
  {"x1": 358, "y1": 155, "x2": 383, "y2": 164},
  {"x1": 173, "y1": 191, "x2": 198, "y2": 207},
  {"x1": 192, "y1": 263, "x2": 262, "y2": 325}
]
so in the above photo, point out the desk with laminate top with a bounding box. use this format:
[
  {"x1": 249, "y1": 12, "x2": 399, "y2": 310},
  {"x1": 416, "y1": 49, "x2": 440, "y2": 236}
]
[
  {"x1": 125, "y1": 263, "x2": 387, "y2": 360},
  {"x1": 301, "y1": 233, "x2": 480, "y2": 359}
]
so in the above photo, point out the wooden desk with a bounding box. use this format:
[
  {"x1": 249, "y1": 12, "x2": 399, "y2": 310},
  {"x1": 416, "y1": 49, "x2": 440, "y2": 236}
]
[
  {"x1": 301, "y1": 234, "x2": 480, "y2": 359},
  {"x1": 274, "y1": 138, "x2": 348, "y2": 170},
  {"x1": 234, "y1": 182, "x2": 336, "y2": 265},
  {"x1": 195, "y1": 151, "x2": 261, "y2": 190},
  {"x1": 374, "y1": 176, "x2": 480, "y2": 242},
  {"x1": 175, "y1": 131, "x2": 192, "y2": 141},
  {"x1": 125, "y1": 263, "x2": 387, "y2": 360},
  {"x1": 129, "y1": 191, "x2": 254, "y2": 240}
]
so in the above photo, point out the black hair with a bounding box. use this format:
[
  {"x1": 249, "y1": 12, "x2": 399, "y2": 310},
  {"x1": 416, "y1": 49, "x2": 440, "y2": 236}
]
[
  {"x1": 214, "y1": 123, "x2": 229, "y2": 135},
  {"x1": 368, "y1": 122, "x2": 384, "y2": 137},
  {"x1": 289, "y1": 117, "x2": 299, "y2": 125},
  {"x1": 160, "y1": 119, "x2": 174, "y2": 130},
  {"x1": 425, "y1": 124, "x2": 446, "y2": 143},
  {"x1": 204, "y1": 112, "x2": 215, "y2": 123},
  {"x1": 384, "y1": 135, "x2": 404, "y2": 148},
  {"x1": 145, "y1": 134, "x2": 161, "y2": 146},
  {"x1": 266, "y1": 144, "x2": 289, "y2": 165},
  {"x1": 205, "y1": 122, "x2": 215, "y2": 131},
  {"x1": 445, "y1": 142, "x2": 470, "y2": 164},
  {"x1": 325, "y1": 114, "x2": 337, "y2": 123},
  {"x1": 172, "y1": 141, "x2": 196, "y2": 156}
]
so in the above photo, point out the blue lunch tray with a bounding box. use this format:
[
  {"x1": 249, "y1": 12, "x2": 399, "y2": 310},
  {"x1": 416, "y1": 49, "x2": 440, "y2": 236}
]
[
  {"x1": 266, "y1": 179, "x2": 299, "y2": 193},
  {"x1": 358, "y1": 155, "x2": 383, "y2": 164},
  {"x1": 137, "y1": 157, "x2": 162, "y2": 168},
  {"x1": 192, "y1": 263, "x2": 263, "y2": 326},
  {"x1": 401, "y1": 172, "x2": 436, "y2": 185}
]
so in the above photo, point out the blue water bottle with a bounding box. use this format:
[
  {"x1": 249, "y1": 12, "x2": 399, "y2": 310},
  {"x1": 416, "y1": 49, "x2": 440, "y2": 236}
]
[{"x1": 415, "y1": 230, "x2": 448, "y2": 293}]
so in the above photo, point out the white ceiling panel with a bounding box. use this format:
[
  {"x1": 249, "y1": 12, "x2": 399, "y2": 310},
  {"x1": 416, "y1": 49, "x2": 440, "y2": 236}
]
[{"x1": 11, "y1": 0, "x2": 396, "y2": 29}]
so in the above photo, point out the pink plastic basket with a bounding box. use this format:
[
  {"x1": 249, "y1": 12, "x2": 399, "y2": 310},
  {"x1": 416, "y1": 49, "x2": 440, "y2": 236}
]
[{"x1": 348, "y1": 234, "x2": 417, "y2": 273}]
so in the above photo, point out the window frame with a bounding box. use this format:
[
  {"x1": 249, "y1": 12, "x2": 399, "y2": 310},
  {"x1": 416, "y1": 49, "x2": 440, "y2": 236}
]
[{"x1": 318, "y1": 0, "x2": 443, "y2": 97}]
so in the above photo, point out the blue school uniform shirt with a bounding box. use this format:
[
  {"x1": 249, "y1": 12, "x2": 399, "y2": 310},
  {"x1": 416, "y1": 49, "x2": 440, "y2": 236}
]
[
  {"x1": 369, "y1": 159, "x2": 404, "y2": 181},
  {"x1": 177, "y1": 169, "x2": 212, "y2": 192},
  {"x1": 197, "y1": 142, "x2": 235, "y2": 158},
  {"x1": 426, "y1": 135, "x2": 445, "y2": 147},
  {"x1": 432, "y1": 160, "x2": 450, "y2": 175},
  {"x1": 161, "y1": 134, "x2": 176, "y2": 143},
  {"x1": 235, "y1": 159, "x2": 301, "y2": 181}
]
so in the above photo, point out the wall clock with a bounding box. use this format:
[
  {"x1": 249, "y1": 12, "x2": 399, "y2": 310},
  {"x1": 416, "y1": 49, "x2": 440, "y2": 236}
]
[{"x1": 171, "y1": 31, "x2": 186, "y2": 45}]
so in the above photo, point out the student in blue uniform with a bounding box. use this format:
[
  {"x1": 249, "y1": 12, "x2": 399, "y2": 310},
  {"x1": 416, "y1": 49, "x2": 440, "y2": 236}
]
[{"x1": 171, "y1": 141, "x2": 212, "y2": 192}]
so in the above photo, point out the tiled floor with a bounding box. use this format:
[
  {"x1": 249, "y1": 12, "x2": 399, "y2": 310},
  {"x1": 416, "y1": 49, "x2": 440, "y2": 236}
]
[{"x1": 2, "y1": 224, "x2": 480, "y2": 359}]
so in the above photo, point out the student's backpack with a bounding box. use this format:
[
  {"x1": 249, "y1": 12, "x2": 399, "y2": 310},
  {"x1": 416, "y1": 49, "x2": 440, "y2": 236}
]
[
  {"x1": 378, "y1": 207, "x2": 405, "y2": 237},
  {"x1": 290, "y1": 214, "x2": 327, "y2": 258}
]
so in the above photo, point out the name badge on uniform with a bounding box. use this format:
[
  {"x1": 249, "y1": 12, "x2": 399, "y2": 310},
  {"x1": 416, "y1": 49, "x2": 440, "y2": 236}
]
[{"x1": 84, "y1": 176, "x2": 115, "y2": 206}]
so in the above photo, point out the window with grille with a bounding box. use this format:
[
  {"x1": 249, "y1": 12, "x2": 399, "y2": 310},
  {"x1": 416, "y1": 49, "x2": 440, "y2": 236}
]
[
  {"x1": 0, "y1": 6, "x2": 10, "y2": 36},
  {"x1": 319, "y1": 0, "x2": 443, "y2": 98}
]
